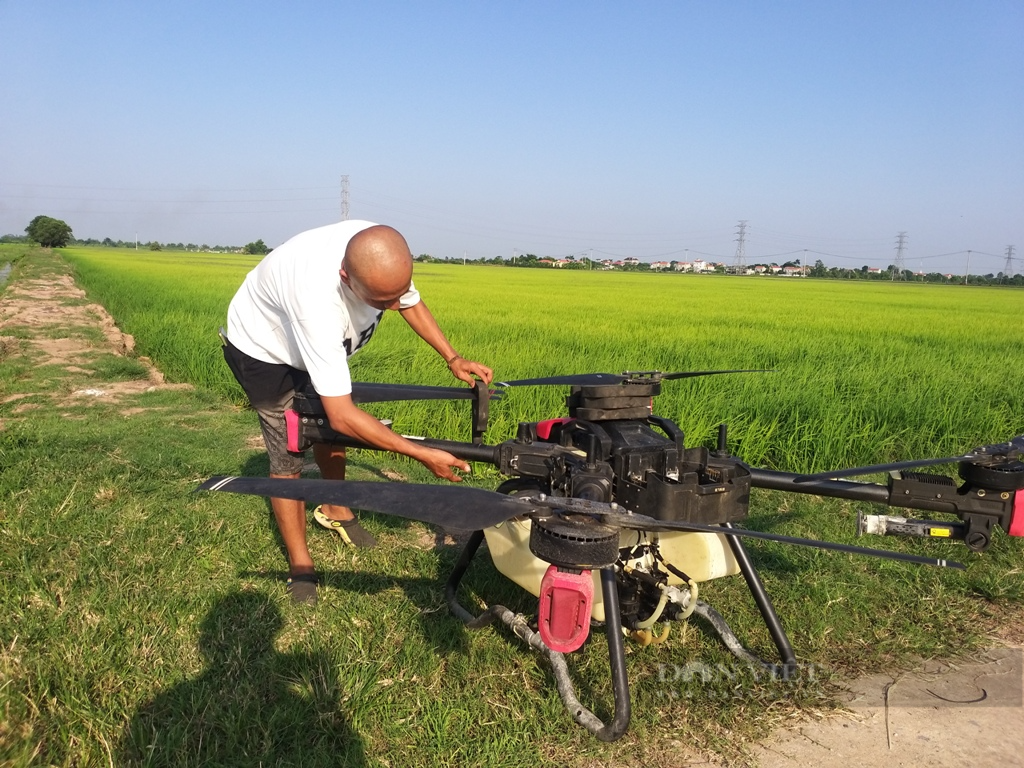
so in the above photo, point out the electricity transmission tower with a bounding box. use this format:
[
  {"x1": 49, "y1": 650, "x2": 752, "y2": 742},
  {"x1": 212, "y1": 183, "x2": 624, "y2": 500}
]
[
  {"x1": 1004, "y1": 245, "x2": 1016, "y2": 283},
  {"x1": 734, "y1": 220, "x2": 748, "y2": 274},
  {"x1": 340, "y1": 175, "x2": 350, "y2": 221},
  {"x1": 893, "y1": 232, "x2": 908, "y2": 281}
]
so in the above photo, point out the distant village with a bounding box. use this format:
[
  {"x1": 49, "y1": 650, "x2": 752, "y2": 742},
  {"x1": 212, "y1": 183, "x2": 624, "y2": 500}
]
[{"x1": 7, "y1": 232, "x2": 1017, "y2": 285}]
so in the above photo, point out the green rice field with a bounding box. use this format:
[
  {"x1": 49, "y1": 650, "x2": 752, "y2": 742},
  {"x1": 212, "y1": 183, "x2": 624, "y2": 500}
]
[
  {"x1": 63, "y1": 246, "x2": 1023, "y2": 475},
  {"x1": 2, "y1": 244, "x2": 1023, "y2": 766}
]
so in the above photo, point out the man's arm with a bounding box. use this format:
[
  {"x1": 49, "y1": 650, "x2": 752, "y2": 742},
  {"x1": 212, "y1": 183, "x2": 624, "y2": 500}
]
[
  {"x1": 399, "y1": 300, "x2": 493, "y2": 385},
  {"x1": 319, "y1": 393, "x2": 469, "y2": 482}
]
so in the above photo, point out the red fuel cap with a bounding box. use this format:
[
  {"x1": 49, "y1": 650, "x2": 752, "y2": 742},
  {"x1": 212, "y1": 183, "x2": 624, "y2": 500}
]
[{"x1": 538, "y1": 565, "x2": 594, "y2": 653}]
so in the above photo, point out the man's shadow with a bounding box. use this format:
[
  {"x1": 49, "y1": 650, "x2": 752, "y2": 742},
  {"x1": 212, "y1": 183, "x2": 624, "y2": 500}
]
[{"x1": 120, "y1": 591, "x2": 365, "y2": 767}]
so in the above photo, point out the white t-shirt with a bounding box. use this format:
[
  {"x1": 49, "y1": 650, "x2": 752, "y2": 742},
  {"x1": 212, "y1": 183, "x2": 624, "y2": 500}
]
[{"x1": 226, "y1": 220, "x2": 421, "y2": 397}]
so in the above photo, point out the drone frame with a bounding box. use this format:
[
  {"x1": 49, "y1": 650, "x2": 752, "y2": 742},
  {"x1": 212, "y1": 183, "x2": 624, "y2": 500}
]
[{"x1": 201, "y1": 371, "x2": 1024, "y2": 741}]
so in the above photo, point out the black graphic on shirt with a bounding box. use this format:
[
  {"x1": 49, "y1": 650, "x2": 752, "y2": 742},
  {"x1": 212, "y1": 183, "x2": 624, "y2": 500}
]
[{"x1": 342, "y1": 311, "x2": 384, "y2": 357}]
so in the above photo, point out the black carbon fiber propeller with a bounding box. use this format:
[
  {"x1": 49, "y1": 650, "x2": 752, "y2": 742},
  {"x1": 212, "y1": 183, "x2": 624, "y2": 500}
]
[
  {"x1": 197, "y1": 476, "x2": 962, "y2": 568},
  {"x1": 794, "y1": 435, "x2": 1024, "y2": 483},
  {"x1": 199, "y1": 476, "x2": 531, "y2": 529},
  {"x1": 497, "y1": 369, "x2": 770, "y2": 387}
]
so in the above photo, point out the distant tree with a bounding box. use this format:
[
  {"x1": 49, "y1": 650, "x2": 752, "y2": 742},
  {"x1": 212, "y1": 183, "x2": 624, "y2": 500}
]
[
  {"x1": 148, "y1": 241, "x2": 162, "y2": 251},
  {"x1": 244, "y1": 239, "x2": 269, "y2": 255},
  {"x1": 25, "y1": 215, "x2": 73, "y2": 247}
]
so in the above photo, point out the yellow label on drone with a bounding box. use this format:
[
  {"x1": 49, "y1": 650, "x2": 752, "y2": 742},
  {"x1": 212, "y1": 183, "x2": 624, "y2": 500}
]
[{"x1": 928, "y1": 528, "x2": 952, "y2": 538}]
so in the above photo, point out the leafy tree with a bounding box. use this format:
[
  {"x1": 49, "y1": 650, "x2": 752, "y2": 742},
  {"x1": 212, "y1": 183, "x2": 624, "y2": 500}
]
[
  {"x1": 148, "y1": 241, "x2": 162, "y2": 251},
  {"x1": 244, "y1": 239, "x2": 269, "y2": 255},
  {"x1": 25, "y1": 215, "x2": 73, "y2": 247}
]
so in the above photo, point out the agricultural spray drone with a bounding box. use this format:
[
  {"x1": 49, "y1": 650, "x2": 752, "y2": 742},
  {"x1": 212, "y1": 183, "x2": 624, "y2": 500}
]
[{"x1": 200, "y1": 371, "x2": 1024, "y2": 741}]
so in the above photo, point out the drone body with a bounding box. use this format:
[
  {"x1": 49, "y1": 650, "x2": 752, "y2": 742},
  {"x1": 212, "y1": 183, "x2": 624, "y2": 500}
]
[{"x1": 201, "y1": 370, "x2": 1024, "y2": 741}]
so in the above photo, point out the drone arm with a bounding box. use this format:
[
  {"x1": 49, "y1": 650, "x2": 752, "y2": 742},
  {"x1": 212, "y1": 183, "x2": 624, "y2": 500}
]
[
  {"x1": 749, "y1": 466, "x2": 1017, "y2": 550},
  {"x1": 295, "y1": 422, "x2": 502, "y2": 466},
  {"x1": 748, "y1": 468, "x2": 890, "y2": 504}
]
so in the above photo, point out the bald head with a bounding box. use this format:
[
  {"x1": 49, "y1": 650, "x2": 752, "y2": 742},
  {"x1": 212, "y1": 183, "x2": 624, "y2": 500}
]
[{"x1": 341, "y1": 225, "x2": 414, "y2": 309}]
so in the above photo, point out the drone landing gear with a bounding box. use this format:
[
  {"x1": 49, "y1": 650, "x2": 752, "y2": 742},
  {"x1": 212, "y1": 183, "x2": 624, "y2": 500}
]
[
  {"x1": 443, "y1": 526, "x2": 797, "y2": 740},
  {"x1": 722, "y1": 523, "x2": 798, "y2": 674},
  {"x1": 445, "y1": 531, "x2": 632, "y2": 742}
]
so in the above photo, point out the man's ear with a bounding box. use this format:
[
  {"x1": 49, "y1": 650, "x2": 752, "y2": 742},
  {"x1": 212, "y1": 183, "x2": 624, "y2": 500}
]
[{"x1": 339, "y1": 266, "x2": 350, "y2": 286}]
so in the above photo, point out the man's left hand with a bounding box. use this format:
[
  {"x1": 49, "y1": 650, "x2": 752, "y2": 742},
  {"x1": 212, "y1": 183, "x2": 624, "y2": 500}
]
[{"x1": 448, "y1": 356, "x2": 493, "y2": 386}]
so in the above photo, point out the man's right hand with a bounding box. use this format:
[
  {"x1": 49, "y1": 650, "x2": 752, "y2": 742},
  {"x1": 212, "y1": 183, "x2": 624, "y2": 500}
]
[{"x1": 417, "y1": 447, "x2": 470, "y2": 482}]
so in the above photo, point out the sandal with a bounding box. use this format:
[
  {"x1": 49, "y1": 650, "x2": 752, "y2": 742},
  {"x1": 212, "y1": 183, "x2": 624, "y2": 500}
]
[{"x1": 313, "y1": 506, "x2": 378, "y2": 549}]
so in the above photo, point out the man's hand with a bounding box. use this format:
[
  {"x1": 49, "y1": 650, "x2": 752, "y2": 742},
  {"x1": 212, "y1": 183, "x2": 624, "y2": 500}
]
[
  {"x1": 417, "y1": 447, "x2": 470, "y2": 482},
  {"x1": 448, "y1": 355, "x2": 493, "y2": 386}
]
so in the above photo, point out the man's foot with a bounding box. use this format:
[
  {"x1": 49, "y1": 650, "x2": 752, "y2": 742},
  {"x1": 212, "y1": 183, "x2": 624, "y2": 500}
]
[
  {"x1": 313, "y1": 506, "x2": 378, "y2": 548},
  {"x1": 286, "y1": 572, "x2": 318, "y2": 605}
]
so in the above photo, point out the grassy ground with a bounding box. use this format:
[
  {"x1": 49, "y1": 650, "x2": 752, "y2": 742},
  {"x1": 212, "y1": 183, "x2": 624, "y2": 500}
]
[{"x1": 1, "y1": 246, "x2": 1022, "y2": 767}]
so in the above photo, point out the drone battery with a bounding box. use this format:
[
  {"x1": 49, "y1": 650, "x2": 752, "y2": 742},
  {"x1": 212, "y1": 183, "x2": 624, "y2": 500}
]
[{"x1": 538, "y1": 565, "x2": 594, "y2": 653}]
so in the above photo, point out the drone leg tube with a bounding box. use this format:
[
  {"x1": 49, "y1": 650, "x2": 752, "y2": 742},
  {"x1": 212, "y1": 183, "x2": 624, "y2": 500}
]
[
  {"x1": 596, "y1": 566, "x2": 632, "y2": 742},
  {"x1": 722, "y1": 523, "x2": 798, "y2": 671},
  {"x1": 444, "y1": 530, "x2": 493, "y2": 627}
]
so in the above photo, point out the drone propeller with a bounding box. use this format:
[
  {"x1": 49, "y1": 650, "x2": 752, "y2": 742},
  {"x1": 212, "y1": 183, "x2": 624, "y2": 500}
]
[
  {"x1": 794, "y1": 435, "x2": 1024, "y2": 484},
  {"x1": 351, "y1": 382, "x2": 502, "y2": 404},
  {"x1": 198, "y1": 477, "x2": 963, "y2": 569},
  {"x1": 497, "y1": 369, "x2": 770, "y2": 387},
  {"x1": 199, "y1": 476, "x2": 531, "y2": 530}
]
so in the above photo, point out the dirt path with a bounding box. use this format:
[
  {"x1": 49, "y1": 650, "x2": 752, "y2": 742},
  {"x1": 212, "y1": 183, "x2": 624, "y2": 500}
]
[
  {"x1": 3, "y1": 257, "x2": 1021, "y2": 768},
  {"x1": 0, "y1": 271, "x2": 191, "y2": 405},
  {"x1": 742, "y1": 646, "x2": 1023, "y2": 767}
]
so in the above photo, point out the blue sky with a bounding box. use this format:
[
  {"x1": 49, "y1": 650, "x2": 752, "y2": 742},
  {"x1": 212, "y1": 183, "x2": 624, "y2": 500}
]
[{"x1": 1, "y1": 1, "x2": 1021, "y2": 274}]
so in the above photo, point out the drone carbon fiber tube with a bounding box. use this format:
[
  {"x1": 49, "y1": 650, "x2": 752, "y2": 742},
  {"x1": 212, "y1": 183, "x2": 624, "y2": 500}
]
[
  {"x1": 747, "y1": 467, "x2": 890, "y2": 503},
  {"x1": 310, "y1": 432, "x2": 501, "y2": 465},
  {"x1": 723, "y1": 523, "x2": 797, "y2": 670},
  {"x1": 401, "y1": 436, "x2": 501, "y2": 465}
]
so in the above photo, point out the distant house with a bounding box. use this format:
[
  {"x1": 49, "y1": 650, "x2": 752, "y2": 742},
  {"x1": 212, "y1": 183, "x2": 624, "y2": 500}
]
[
  {"x1": 623, "y1": 257, "x2": 640, "y2": 266},
  {"x1": 782, "y1": 266, "x2": 804, "y2": 276},
  {"x1": 650, "y1": 260, "x2": 671, "y2": 271},
  {"x1": 674, "y1": 261, "x2": 692, "y2": 272},
  {"x1": 867, "y1": 267, "x2": 882, "y2": 274}
]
